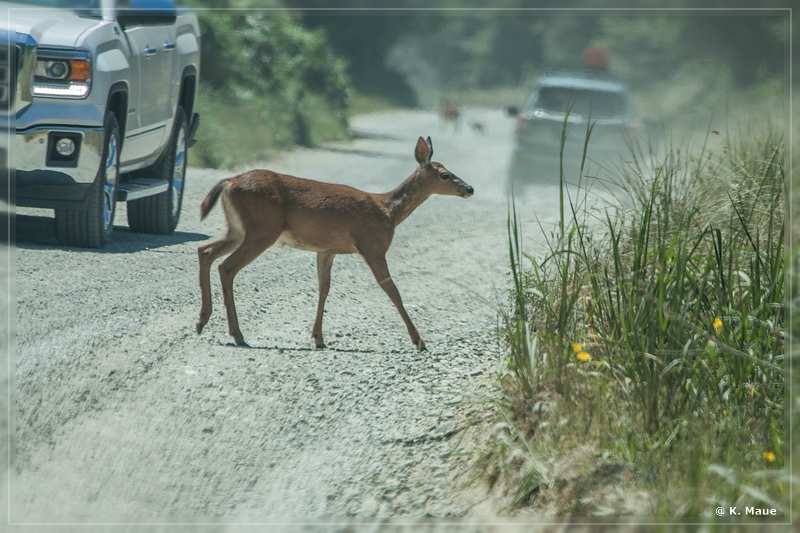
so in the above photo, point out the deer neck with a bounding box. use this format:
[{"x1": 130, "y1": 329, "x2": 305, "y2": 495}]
[{"x1": 384, "y1": 169, "x2": 433, "y2": 226}]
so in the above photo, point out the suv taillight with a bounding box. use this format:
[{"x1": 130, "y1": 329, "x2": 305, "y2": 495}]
[{"x1": 515, "y1": 115, "x2": 531, "y2": 136}]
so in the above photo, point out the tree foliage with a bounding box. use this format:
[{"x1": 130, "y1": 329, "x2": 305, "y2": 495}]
[
  {"x1": 199, "y1": 14, "x2": 349, "y2": 115},
  {"x1": 196, "y1": 13, "x2": 350, "y2": 148},
  {"x1": 278, "y1": 1, "x2": 787, "y2": 109}
]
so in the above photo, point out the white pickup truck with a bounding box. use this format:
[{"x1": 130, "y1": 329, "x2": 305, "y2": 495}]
[{"x1": 2, "y1": 0, "x2": 200, "y2": 247}]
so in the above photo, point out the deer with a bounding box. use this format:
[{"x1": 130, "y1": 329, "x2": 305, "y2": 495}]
[
  {"x1": 196, "y1": 136, "x2": 474, "y2": 351},
  {"x1": 439, "y1": 100, "x2": 461, "y2": 132}
]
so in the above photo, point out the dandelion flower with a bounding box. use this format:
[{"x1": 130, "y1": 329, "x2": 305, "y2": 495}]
[
  {"x1": 572, "y1": 343, "x2": 582, "y2": 352},
  {"x1": 713, "y1": 318, "x2": 723, "y2": 335},
  {"x1": 576, "y1": 351, "x2": 591, "y2": 362},
  {"x1": 763, "y1": 451, "x2": 776, "y2": 462}
]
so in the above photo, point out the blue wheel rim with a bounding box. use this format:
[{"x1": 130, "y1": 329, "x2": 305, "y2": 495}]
[
  {"x1": 172, "y1": 126, "x2": 186, "y2": 220},
  {"x1": 103, "y1": 133, "x2": 118, "y2": 235}
]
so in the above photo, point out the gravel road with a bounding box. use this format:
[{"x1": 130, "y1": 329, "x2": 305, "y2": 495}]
[{"x1": 8, "y1": 108, "x2": 568, "y2": 526}]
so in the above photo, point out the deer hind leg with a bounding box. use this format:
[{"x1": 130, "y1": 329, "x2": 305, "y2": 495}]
[
  {"x1": 363, "y1": 254, "x2": 426, "y2": 351},
  {"x1": 197, "y1": 232, "x2": 242, "y2": 334},
  {"x1": 312, "y1": 252, "x2": 336, "y2": 348},
  {"x1": 218, "y1": 234, "x2": 279, "y2": 347}
]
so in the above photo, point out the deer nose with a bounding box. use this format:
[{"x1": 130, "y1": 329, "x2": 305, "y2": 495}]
[{"x1": 466, "y1": 186, "x2": 474, "y2": 196}]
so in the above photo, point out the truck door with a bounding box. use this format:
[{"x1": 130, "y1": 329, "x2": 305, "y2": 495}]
[{"x1": 118, "y1": 11, "x2": 176, "y2": 165}]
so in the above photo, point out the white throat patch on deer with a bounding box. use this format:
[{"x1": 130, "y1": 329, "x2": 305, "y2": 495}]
[{"x1": 196, "y1": 136, "x2": 473, "y2": 351}]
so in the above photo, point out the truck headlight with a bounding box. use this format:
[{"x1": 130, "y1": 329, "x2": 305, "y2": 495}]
[
  {"x1": 37, "y1": 60, "x2": 69, "y2": 79},
  {"x1": 32, "y1": 50, "x2": 91, "y2": 99}
]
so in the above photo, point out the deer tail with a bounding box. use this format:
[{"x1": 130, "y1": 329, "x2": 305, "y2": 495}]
[{"x1": 200, "y1": 180, "x2": 228, "y2": 221}]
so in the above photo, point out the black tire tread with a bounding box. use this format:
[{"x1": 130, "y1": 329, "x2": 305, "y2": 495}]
[{"x1": 55, "y1": 113, "x2": 119, "y2": 248}]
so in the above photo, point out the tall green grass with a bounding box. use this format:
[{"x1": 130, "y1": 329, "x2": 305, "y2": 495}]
[{"x1": 481, "y1": 120, "x2": 787, "y2": 517}]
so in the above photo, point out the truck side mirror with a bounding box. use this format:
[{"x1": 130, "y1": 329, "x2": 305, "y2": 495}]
[{"x1": 117, "y1": 0, "x2": 177, "y2": 28}]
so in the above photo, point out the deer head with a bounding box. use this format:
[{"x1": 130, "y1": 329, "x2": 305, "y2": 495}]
[{"x1": 414, "y1": 136, "x2": 473, "y2": 199}]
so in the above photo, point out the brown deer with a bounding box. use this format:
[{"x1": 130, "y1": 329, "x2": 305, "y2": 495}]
[
  {"x1": 439, "y1": 100, "x2": 461, "y2": 132},
  {"x1": 196, "y1": 136, "x2": 474, "y2": 351}
]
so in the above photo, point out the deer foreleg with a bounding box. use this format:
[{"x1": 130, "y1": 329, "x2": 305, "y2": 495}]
[{"x1": 363, "y1": 254, "x2": 426, "y2": 351}]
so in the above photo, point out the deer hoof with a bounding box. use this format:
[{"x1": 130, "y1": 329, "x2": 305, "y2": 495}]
[
  {"x1": 313, "y1": 333, "x2": 326, "y2": 349},
  {"x1": 234, "y1": 338, "x2": 250, "y2": 348},
  {"x1": 196, "y1": 322, "x2": 204, "y2": 335},
  {"x1": 417, "y1": 339, "x2": 427, "y2": 351}
]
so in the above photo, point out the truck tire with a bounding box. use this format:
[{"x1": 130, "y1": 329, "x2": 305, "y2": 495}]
[
  {"x1": 127, "y1": 106, "x2": 188, "y2": 234},
  {"x1": 55, "y1": 112, "x2": 120, "y2": 248}
]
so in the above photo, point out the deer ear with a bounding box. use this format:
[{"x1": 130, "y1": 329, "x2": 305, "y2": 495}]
[{"x1": 414, "y1": 136, "x2": 432, "y2": 165}]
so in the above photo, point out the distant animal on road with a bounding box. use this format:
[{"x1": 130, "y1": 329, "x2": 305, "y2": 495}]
[
  {"x1": 470, "y1": 121, "x2": 485, "y2": 134},
  {"x1": 439, "y1": 100, "x2": 461, "y2": 132},
  {"x1": 196, "y1": 136, "x2": 474, "y2": 351}
]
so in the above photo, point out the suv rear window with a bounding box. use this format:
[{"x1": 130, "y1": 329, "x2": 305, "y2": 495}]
[{"x1": 529, "y1": 87, "x2": 628, "y2": 119}]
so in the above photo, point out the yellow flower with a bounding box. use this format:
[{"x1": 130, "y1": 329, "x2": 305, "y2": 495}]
[
  {"x1": 763, "y1": 451, "x2": 775, "y2": 462},
  {"x1": 576, "y1": 351, "x2": 591, "y2": 362},
  {"x1": 713, "y1": 318, "x2": 723, "y2": 335},
  {"x1": 572, "y1": 343, "x2": 582, "y2": 352}
]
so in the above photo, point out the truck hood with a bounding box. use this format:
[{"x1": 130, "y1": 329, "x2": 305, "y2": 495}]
[{"x1": 0, "y1": 2, "x2": 100, "y2": 48}]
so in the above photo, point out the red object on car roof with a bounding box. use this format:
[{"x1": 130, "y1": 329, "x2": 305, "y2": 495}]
[{"x1": 581, "y1": 47, "x2": 610, "y2": 70}]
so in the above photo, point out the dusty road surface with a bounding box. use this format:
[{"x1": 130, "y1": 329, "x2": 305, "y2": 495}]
[{"x1": 9, "y1": 108, "x2": 571, "y2": 526}]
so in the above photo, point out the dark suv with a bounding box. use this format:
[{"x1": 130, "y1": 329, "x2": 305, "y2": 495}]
[{"x1": 508, "y1": 69, "x2": 639, "y2": 189}]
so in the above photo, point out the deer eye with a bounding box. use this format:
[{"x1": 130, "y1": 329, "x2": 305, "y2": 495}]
[{"x1": 440, "y1": 172, "x2": 451, "y2": 180}]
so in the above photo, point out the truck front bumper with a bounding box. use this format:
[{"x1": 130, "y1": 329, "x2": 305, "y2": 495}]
[{"x1": 13, "y1": 125, "x2": 104, "y2": 209}]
